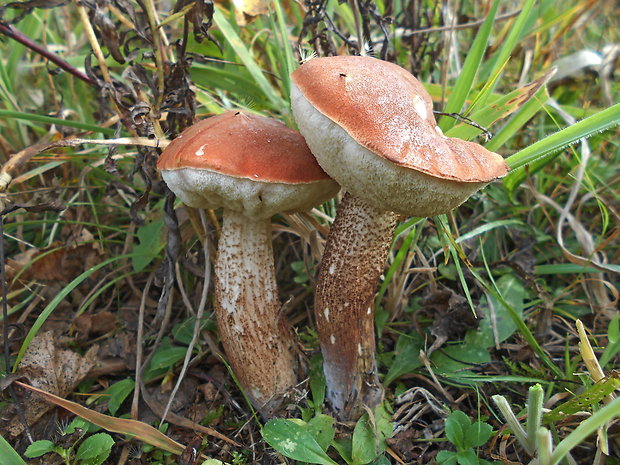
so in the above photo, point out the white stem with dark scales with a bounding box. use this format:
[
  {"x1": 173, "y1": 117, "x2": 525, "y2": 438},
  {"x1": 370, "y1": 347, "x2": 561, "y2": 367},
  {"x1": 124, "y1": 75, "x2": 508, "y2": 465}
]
[
  {"x1": 214, "y1": 209, "x2": 297, "y2": 418},
  {"x1": 315, "y1": 192, "x2": 398, "y2": 420}
]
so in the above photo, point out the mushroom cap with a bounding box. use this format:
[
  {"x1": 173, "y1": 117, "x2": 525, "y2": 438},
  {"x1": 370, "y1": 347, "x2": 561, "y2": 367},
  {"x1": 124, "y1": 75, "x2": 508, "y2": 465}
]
[
  {"x1": 291, "y1": 56, "x2": 509, "y2": 216},
  {"x1": 157, "y1": 111, "x2": 339, "y2": 219}
]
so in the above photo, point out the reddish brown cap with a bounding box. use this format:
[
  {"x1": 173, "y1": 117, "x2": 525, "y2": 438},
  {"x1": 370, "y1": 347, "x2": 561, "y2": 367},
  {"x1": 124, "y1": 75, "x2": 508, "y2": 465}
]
[
  {"x1": 157, "y1": 111, "x2": 339, "y2": 219},
  {"x1": 157, "y1": 111, "x2": 332, "y2": 183},
  {"x1": 291, "y1": 55, "x2": 508, "y2": 183}
]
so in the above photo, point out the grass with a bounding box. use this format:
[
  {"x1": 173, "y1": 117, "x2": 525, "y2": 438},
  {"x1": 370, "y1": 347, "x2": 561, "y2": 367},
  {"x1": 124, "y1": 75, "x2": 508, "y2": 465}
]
[{"x1": 0, "y1": 0, "x2": 618, "y2": 464}]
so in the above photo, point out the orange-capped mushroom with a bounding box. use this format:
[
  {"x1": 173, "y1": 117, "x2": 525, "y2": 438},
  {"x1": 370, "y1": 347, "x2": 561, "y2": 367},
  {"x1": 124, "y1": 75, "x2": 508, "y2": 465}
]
[
  {"x1": 158, "y1": 111, "x2": 339, "y2": 417},
  {"x1": 290, "y1": 56, "x2": 508, "y2": 420}
]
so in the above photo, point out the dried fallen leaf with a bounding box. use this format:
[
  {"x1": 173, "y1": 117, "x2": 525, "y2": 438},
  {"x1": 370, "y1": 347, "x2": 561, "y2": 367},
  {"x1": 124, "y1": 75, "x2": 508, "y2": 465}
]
[
  {"x1": 14, "y1": 381, "x2": 187, "y2": 456},
  {"x1": 8, "y1": 331, "x2": 98, "y2": 436},
  {"x1": 73, "y1": 311, "x2": 117, "y2": 337},
  {"x1": 215, "y1": 0, "x2": 268, "y2": 25},
  {"x1": 7, "y1": 233, "x2": 101, "y2": 286},
  {"x1": 232, "y1": 0, "x2": 267, "y2": 17}
]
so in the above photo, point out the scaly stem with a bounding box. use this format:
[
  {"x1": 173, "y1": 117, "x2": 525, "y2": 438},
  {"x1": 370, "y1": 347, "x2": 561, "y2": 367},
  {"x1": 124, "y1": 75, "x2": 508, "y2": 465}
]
[
  {"x1": 315, "y1": 192, "x2": 397, "y2": 420},
  {"x1": 214, "y1": 209, "x2": 297, "y2": 418}
]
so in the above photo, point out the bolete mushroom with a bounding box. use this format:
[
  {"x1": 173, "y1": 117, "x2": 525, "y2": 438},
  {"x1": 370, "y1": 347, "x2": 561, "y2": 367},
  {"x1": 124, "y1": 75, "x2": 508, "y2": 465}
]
[
  {"x1": 290, "y1": 55, "x2": 509, "y2": 420},
  {"x1": 157, "y1": 111, "x2": 339, "y2": 417}
]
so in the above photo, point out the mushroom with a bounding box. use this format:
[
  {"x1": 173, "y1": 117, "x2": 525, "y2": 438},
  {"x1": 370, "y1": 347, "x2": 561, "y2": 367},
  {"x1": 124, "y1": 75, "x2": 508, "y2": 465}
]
[
  {"x1": 157, "y1": 111, "x2": 339, "y2": 417},
  {"x1": 290, "y1": 55, "x2": 509, "y2": 420}
]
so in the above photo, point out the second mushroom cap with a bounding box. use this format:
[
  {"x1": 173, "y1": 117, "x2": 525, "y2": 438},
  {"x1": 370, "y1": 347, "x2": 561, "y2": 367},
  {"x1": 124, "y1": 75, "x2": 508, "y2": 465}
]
[
  {"x1": 157, "y1": 110, "x2": 339, "y2": 219},
  {"x1": 291, "y1": 55, "x2": 509, "y2": 217}
]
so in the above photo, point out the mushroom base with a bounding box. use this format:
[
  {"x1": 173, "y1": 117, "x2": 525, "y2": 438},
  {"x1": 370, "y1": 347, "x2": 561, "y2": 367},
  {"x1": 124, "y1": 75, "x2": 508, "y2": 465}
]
[{"x1": 215, "y1": 209, "x2": 297, "y2": 417}]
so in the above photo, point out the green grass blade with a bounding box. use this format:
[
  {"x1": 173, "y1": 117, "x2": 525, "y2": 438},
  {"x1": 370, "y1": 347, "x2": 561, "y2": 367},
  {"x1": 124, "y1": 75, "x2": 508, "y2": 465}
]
[
  {"x1": 462, "y1": 57, "x2": 509, "y2": 120},
  {"x1": 435, "y1": 215, "x2": 475, "y2": 313},
  {"x1": 455, "y1": 219, "x2": 525, "y2": 243},
  {"x1": 474, "y1": 267, "x2": 563, "y2": 378},
  {"x1": 478, "y1": 0, "x2": 537, "y2": 92},
  {"x1": 504, "y1": 103, "x2": 620, "y2": 191},
  {"x1": 447, "y1": 68, "x2": 553, "y2": 140},
  {"x1": 440, "y1": 0, "x2": 501, "y2": 131},
  {"x1": 506, "y1": 102, "x2": 620, "y2": 168},
  {"x1": 191, "y1": 64, "x2": 265, "y2": 100},
  {"x1": 485, "y1": 88, "x2": 549, "y2": 152},
  {"x1": 375, "y1": 224, "x2": 420, "y2": 314},
  {"x1": 0, "y1": 435, "x2": 27, "y2": 465},
  {"x1": 550, "y1": 396, "x2": 620, "y2": 465},
  {"x1": 213, "y1": 8, "x2": 286, "y2": 110},
  {"x1": 0, "y1": 110, "x2": 115, "y2": 135},
  {"x1": 535, "y1": 263, "x2": 620, "y2": 275},
  {"x1": 270, "y1": 0, "x2": 297, "y2": 103}
]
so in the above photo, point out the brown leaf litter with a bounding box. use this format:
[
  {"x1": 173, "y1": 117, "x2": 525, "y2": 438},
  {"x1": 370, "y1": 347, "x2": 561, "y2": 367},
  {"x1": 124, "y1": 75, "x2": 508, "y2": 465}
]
[{"x1": 4, "y1": 331, "x2": 98, "y2": 437}]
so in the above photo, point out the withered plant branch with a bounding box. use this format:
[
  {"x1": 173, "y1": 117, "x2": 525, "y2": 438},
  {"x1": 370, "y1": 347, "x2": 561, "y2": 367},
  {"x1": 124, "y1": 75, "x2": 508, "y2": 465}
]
[
  {"x1": 159, "y1": 210, "x2": 212, "y2": 428},
  {"x1": 399, "y1": 9, "x2": 521, "y2": 36},
  {"x1": 1, "y1": 218, "x2": 10, "y2": 375},
  {"x1": 0, "y1": 22, "x2": 95, "y2": 86},
  {"x1": 140, "y1": 0, "x2": 168, "y2": 131},
  {"x1": 322, "y1": 12, "x2": 359, "y2": 51},
  {"x1": 433, "y1": 111, "x2": 493, "y2": 141},
  {"x1": 73, "y1": 0, "x2": 142, "y2": 139},
  {"x1": 0, "y1": 137, "x2": 169, "y2": 192},
  {"x1": 363, "y1": 1, "x2": 390, "y2": 60},
  {"x1": 154, "y1": 189, "x2": 180, "y2": 324},
  {"x1": 144, "y1": 0, "x2": 172, "y2": 49},
  {"x1": 418, "y1": 349, "x2": 454, "y2": 403},
  {"x1": 175, "y1": 262, "x2": 196, "y2": 317},
  {"x1": 132, "y1": 273, "x2": 154, "y2": 420},
  {"x1": 142, "y1": 287, "x2": 174, "y2": 372},
  {"x1": 349, "y1": 0, "x2": 365, "y2": 55},
  {"x1": 107, "y1": 3, "x2": 136, "y2": 30},
  {"x1": 0, "y1": 216, "x2": 34, "y2": 444},
  {"x1": 74, "y1": 0, "x2": 112, "y2": 85},
  {"x1": 159, "y1": 2, "x2": 194, "y2": 32}
]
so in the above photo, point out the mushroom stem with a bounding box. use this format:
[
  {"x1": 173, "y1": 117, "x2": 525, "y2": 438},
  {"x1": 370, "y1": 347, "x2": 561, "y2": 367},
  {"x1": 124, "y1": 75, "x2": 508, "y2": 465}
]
[
  {"x1": 214, "y1": 209, "x2": 297, "y2": 418},
  {"x1": 315, "y1": 192, "x2": 398, "y2": 420}
]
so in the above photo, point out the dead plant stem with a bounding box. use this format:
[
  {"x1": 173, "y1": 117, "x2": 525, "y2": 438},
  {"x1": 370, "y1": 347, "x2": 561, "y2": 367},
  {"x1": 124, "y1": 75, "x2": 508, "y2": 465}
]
[
  {"x1": 74, "y1": 0, "x2": 112, "y2": 85},
  {"x1": 132, "y1": 273, "x2": 154, "y2": 420},
  {"x1": 159, "y1": 210, "x2": 211, "y2": 428}
]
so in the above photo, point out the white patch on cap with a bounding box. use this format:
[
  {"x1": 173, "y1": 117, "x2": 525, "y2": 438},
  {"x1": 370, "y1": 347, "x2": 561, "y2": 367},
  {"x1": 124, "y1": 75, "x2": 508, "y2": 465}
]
[
  {"x1": 413, "y1": 95, "x2": 428, "y2": 120},
  {"x1": 323, "y1": 307, "x2": 330, "y2": 321},
  {"x1": 328, "y1": 263, "x2": 336, "y2": 275},
  {"x1": 367, "y1": 307, "x2": 372, "y2": 315},
  {"x1": 357, "y1": 343, "x2": 363, "y2": 356},
  {"x1": 344, "y1": 302, "x2": 350, "y2": 308},
  {"x1": 195, "y1": 144, "x2": 206, "y2": 156},
  {"x1": 330, "y1": 334, "x2": 336, "y2": 344}
]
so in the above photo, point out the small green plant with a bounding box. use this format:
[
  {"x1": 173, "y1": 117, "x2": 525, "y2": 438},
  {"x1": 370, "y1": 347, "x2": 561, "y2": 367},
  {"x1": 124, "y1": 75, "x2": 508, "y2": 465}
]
[
  {"x1": 262, "y1": 355, "x2": 392, "y2": 465},
  {"x1": 493, "y1": 384, "x2": 620, "y2": 465},
  {"x1": 436, "y1": 410, "x2": 495, "y2": 465},
  {"x1": 291, "y1": 260, "x2": 314, "y2": 287},
  {"x1": 95, "y1": 378, "x2": 135, "y2": 415},
  {"x1": 262, "y1": 403, "x2": 392, "y2": 465},
  {"x1": 24, "y1": 418, "x2": 113, "y2": 465},
  {"x1": 231, "y1": 449, "x2": 250, "y2": 465}
]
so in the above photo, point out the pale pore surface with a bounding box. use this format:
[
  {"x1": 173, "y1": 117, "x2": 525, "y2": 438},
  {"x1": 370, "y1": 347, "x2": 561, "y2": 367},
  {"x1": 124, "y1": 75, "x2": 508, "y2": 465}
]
[
  {"x1": 291, "y1": 84, "x2": 486, "y2": 217},
  {"x1": 162, "y1": 168, "x2": 338, "y2": 220}
]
